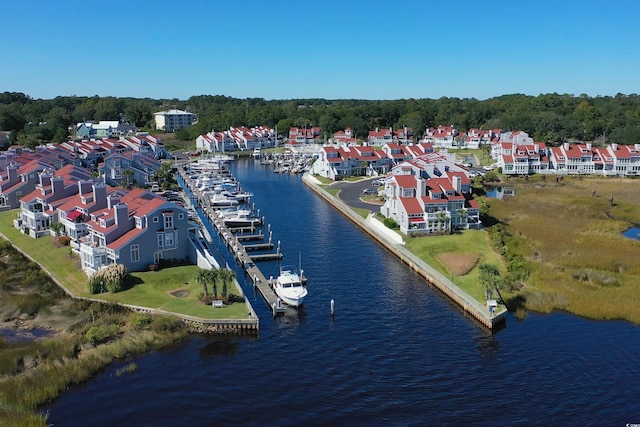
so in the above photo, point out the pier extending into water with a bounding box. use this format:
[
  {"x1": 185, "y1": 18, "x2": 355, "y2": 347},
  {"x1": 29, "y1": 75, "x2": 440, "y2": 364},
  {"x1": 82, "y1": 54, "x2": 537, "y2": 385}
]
[{"x1": 178, "y1": 165, "x2": 293, "y2": 317}]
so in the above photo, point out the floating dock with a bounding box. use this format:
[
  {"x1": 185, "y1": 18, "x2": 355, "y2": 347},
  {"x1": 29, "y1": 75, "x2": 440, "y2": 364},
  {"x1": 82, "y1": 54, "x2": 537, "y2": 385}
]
[{"x1": 178, "y1": 166, "x2": 292, "y2": 316}]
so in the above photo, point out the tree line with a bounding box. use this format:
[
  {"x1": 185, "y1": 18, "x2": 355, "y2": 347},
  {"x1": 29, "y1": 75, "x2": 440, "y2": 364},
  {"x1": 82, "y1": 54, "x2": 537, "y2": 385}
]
[{"x1": 1, "y1": 91, "x2": 639, "y2": 149}]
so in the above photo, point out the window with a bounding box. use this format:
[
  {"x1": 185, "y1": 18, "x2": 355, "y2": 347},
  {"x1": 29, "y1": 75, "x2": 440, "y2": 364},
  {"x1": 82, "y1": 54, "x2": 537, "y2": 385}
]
[
  {"x1": 165, "y1": 232, "x2": 174, "y2": 247},
  {"x1": 154, "y1": 216, "x2": 159, "y2": 223},
  {"x1": 131, "y1": 244, "x2": 140, "y2": 262},
  {"x1": 178, "y1": 213, "x2": 184, "y2": 219},
  {"x1": 157, "y1": 234, "x2": 163, "y2": 249},
  {"x1": 164, "y1": 214, "x2": 173, "y2": 229}
]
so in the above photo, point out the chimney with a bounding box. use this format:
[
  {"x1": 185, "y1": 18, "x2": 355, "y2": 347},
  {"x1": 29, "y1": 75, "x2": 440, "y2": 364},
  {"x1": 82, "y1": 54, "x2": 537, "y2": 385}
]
[
  {"x1": 534, "y1": 143, "x2": 539, "y2": 153},
  {"x1": 452, "y1": 175, "x2": 462, "y2": 193},
  {"x1": 7, "y1": 165, "x2": 18, "y2": 184},
  {"x1": 563, "y1": 142, "x2": 570, "y2": 151},
  {"x1": 107, "y1": 194, "x2": 121, "y2": 209},
  {"x1": 611, "y1": 143, "x2": 618, "y2": 151},
  {"x1": 416, "y1": 177, "x2": 425, "y2": 198},
  {"x1": 51, "y1": 177, "x2": 65, "y2": 194},
  {"x1": 114, "y1": 203, "x2": 129, "y2": 225},
  {"x1": 78, "y1": 180, "x2": 93, "y2": 195},
  {"x1": 93, "y1": 183, "x2": 107, "y2": 208}
]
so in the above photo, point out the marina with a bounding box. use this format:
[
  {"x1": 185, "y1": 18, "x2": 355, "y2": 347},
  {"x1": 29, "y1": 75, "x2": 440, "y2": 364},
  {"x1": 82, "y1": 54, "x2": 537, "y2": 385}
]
[
  {"x1": 46, "y1": 158, "x2": 640, "y2": 427},
  {"x1": 177, "y1": 159, "x2": 304, "y2": 316}
]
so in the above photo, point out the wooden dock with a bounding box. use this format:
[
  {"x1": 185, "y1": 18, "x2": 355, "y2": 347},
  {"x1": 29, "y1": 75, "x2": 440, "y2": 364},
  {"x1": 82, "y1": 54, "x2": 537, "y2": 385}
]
[
  {"x1": 243, "y1": 242, "x2": 275, "y2": 251},
  {"x1": 178, "y1": 167, "x2": 290, "y2": 316},
  {"x1": 235, "y1": 233, "x2": 264, "y2": 241}
]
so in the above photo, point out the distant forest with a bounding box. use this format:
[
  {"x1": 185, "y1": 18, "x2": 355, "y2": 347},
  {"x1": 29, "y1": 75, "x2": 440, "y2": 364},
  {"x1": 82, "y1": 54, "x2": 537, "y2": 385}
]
[{"x1": 1, "y1": 91, "x2": 640, "y2": 149}]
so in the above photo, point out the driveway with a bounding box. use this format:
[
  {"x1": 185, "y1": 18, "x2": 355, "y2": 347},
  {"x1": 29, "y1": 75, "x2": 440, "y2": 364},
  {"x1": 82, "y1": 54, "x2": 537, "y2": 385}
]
[{"x1": 328, "y1": 178, "x2": 384, "y2": 211}]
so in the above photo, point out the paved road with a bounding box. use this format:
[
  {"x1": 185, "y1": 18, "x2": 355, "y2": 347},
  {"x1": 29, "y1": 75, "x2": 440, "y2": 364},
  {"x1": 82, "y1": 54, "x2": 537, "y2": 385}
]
[{"x1": 328, "y1": 178, "x2": 384, "y2": 211}]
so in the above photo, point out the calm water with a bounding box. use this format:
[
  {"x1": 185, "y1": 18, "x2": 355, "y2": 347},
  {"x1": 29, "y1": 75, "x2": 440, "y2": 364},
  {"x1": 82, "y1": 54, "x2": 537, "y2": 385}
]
[{"x1": 45, "y1": 159, "x2": 640, "y2": 426}]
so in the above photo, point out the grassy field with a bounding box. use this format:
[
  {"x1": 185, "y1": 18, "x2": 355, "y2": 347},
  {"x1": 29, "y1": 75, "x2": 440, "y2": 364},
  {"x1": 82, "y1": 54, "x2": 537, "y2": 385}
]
[
  {"x1": 0, "y1": 210, "x2": 249, "y2": 320},
  {"x1": 486, "y1": 174, "x2": 640, "y2": 322},
  {"x1": 405, "y1": 229, "x2": 505, "y2": 301}
]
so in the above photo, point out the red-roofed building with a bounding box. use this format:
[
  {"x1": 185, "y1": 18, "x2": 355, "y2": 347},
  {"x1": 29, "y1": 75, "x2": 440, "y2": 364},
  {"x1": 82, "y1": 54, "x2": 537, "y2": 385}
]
[
  {"x1": 289, "y1": 126, "x2": 321, "y2": 144},
  {"x1": 497, "y1": 141, "x2": 550, "y2": 175},
  {"x1": 367, "y1": 127, "x2": 413, "y2": 147},
  {"x1": 332, "y1": 128, "x2": 356, "y2": 144},
  {"x1": 548, "y1": 142, "x2": 595, "y2": 174},
  {"x1": 197, "y1": 126, "x2": 278, "y2": 153},
  {"x1": 76, "y1": 187, "x2": 197, "y2": 275},
  {"x1": 380, "y1": 155, "x2": 480, "y2": 235},
  {"x1": 422, "y1": 125, "x2": 459, "y2": 148},
  {"x1": 312, "y1": 144, "x2": 391, "y2": 179}
]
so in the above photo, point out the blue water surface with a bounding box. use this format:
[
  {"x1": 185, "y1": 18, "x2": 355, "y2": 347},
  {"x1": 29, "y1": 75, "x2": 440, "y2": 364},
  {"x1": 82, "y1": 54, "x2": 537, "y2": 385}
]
[{"x1": 44, "y1": 159, "x2": 640, "y2": 426}]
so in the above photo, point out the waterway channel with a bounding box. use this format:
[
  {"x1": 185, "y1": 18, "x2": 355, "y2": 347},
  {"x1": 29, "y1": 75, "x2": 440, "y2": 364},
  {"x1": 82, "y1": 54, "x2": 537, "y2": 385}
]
[{"x1": 44, "y1": 158, "x2": 640, "y2": 426}]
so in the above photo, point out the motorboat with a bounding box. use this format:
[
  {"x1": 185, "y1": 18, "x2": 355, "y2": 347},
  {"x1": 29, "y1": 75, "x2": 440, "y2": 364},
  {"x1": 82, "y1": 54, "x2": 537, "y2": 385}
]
[
  {"x1": 224, "y1": 189, "x2": 253, "y2": 202},
  {"x1": 252, "y1": 147, "x2": 261, "y2": 159},
  {"x1": 222, "y1": 211, "x2": 262, "y2": 228},
  {"x1": 209, "y1": 192, "x2": 239, "y2": 207},
  {"x1": 272, "y1": 266, "x2": 307, "y2": 307}
]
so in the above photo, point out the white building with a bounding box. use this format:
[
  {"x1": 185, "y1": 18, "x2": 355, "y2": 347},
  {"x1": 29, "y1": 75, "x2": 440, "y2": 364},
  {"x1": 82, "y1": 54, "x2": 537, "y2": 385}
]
[{"x1": 153, "y1": 109, "x2": 197, "y2": 132}]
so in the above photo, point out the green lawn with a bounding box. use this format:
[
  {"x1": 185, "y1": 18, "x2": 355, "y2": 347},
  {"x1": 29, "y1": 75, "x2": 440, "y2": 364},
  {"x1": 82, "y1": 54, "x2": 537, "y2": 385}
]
[
  {"x1": 0, "y1": 210, "x2": 249, "y2": 320},
  {"x1": 404, "y1": 229, "x2": 505, "y2": 301}
]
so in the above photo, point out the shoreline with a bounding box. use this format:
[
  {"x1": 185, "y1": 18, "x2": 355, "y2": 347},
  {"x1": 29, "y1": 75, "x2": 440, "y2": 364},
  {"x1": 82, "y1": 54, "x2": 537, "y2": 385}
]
[{"x1": 301, "y1": 173, "x2": 506, "y2": 331}]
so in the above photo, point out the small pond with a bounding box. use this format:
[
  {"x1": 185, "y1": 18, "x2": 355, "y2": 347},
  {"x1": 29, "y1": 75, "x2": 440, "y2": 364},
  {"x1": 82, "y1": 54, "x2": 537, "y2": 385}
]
[
  {"x1": 622, "y1": 226, "x2": 640, "y2": 241},
  {"x1": 0, "y1": 327, "x2": 54, "y2": 343}
]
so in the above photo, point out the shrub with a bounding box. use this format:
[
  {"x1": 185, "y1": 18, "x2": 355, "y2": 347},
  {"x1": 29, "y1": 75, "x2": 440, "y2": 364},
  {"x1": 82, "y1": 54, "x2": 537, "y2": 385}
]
[
  {"x1": 87, "y1": 264, "x2": 129, "y2": 294},
  {"x1": 148, "y1": 263, "x2": 159, "y2": 272},
  {"x1": 383, "y1": 218, "x2": 398, "y2": 229},
  {"x1": 132, "y1": 313, "x2": 153, "y2": 329},
  {"x1": 58, "y1": 236, "x2": 71, "y2": 246},
  {"x1": 149, "y1": 315, "x2": 184, "y2": 333},
  {"x1": 85, "y1": 324, "x2": 119, "y2": 345}
]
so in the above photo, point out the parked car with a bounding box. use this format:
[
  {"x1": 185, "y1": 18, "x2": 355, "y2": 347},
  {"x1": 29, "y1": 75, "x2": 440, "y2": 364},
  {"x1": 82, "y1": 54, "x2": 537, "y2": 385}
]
[
  {"x1": 483, "y1": 165, "x2": 495, "y2": 171},
  {"x1": 362, "y1": 188, "x2": 378, "y2": 195},
  {"x1": 371, "y1": 179, "x2": 384, "y2": 186}
]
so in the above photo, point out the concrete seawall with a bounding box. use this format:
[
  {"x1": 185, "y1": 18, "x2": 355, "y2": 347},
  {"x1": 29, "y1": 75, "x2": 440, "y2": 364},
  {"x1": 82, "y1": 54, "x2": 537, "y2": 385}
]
[
  {"x1": 302, "y1": 174, "x2": 506, "y2": 331},
  {"x1": 0, "y1": 227, "x2": 259, "y2": 335}
]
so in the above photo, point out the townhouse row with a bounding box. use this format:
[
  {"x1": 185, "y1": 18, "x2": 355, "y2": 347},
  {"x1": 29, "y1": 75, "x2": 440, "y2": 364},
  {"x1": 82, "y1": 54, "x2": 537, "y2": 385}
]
[
  {"x1": 10, "y1": 163, "x2": 202, "y2": 277},
  {"x1": 196, "y1": 126, "x2": 278, "y2": 153}
]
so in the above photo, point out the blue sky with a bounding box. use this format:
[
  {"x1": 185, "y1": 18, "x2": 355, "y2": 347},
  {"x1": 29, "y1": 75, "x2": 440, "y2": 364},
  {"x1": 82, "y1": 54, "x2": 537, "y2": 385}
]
[{"x1": 1, "y1": 0, "x2": 638, "y2": 100}]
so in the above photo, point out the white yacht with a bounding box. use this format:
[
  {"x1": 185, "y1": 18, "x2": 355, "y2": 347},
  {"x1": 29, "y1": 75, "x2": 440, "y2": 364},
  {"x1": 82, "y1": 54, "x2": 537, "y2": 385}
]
[{"x1": 273, "y1": 266, "x2": 307, "y2": 307}]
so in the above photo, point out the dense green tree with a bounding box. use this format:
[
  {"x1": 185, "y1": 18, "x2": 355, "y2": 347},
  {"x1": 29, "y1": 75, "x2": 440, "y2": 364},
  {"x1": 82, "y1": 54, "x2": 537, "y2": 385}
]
[{"x1": 2, "y1": 91, "x2": 640, "y2": 149}]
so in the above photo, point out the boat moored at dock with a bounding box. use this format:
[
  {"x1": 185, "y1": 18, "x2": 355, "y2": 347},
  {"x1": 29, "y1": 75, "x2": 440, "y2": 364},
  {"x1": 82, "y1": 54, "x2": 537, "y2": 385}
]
[{"x1": 272, "y1": 266, "x2": 307, "y2": 307}]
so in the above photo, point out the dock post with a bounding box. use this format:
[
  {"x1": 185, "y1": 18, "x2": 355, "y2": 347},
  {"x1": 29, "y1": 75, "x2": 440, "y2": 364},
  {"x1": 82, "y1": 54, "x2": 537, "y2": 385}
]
[
  {"x1": 269, "y1": 230, "x2": 272, "y2": 244},
  {"x1": 277, "y1": 240, "x2": 281, "y2": 254},
  {"x1": 331, "y1": 299, "x2": 335, "y2": 317}
]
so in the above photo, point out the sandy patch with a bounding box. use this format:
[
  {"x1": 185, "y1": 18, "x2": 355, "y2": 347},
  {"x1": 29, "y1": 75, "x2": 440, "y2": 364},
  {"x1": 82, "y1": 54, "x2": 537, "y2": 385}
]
[{"x1": 437, "y1": 252, "x2": 479, "y2": 276}]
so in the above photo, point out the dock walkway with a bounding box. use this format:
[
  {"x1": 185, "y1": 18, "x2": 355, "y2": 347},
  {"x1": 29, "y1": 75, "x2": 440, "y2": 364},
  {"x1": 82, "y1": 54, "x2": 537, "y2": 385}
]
[{"x1": 178, "y1": 166, "x2": 291, "y2": 316}]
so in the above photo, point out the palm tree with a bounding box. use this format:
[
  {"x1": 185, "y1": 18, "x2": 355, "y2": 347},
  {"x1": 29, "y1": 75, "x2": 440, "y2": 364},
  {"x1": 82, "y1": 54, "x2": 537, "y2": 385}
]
[
  {"x1": 436, "y1": 211, "x2": 448, "y2": 234},
  {"x1": 208, "y1": 269, "x2": 220, "y2": 298},
  {"x1": 479, "y1": 263, "x2": 501, "y2": 301},
  {"x1": 194, "y1": 268, "x2": 209, "y2": 296},
  {"x1": 122, "y1": 169, "x2": 133, "y2": 188},
  {"x1": 50, "y1": 222, "x2": 63, "y2": 238},
  {"x1": 217, "y1": 268, "x2": 236, "y2": 299},
  {"x1": 456, "y1": 208, "x2": 468, "y2": 230}
]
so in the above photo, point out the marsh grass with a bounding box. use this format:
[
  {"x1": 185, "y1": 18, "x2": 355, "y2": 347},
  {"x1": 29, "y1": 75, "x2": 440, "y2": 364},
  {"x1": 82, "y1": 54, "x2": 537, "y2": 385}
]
[
  {"x1": 0, "y1": 233, "x2": 189, "y2": 426},
  {"x1": 115, "y1": 362, "x2": 137, "y2": 377},
  {"x1": 489, "y1": 175, "x2": 640, "y2": 323}
]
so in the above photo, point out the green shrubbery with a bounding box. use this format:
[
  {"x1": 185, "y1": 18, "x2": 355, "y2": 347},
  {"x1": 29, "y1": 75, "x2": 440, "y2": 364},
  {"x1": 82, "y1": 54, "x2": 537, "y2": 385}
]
[
  {"x1": 85, "y1": 324, "x2": 120, "y2": 345},
  {"x1": 87, "y1": 264, "x2": 129, "y2": 294},
  {"x1": 383, "y1": 217, "x2": 398, "y2": 229}
]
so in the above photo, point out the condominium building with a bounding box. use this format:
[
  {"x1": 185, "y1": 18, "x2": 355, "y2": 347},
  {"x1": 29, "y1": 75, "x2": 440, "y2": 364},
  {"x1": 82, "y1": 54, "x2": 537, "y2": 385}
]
[{"x1": 153, "y1": 109, "x2": 197, "y2": 132}]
